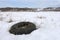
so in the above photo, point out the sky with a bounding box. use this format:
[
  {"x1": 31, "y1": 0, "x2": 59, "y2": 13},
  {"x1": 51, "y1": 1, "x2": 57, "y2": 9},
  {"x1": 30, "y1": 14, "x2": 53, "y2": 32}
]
[{"x1": 0, "y1": 0, "x2": 60, "y2": 8}]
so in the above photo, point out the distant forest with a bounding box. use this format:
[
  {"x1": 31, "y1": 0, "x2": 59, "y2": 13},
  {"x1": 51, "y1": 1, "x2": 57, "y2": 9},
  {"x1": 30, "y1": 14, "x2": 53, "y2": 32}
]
[
  {"x1": 0, "y1": 7, "x2": 38, "y2": 12},
  {"x1": 0, "y1": 7, "x2": 60, "y2": 12}
]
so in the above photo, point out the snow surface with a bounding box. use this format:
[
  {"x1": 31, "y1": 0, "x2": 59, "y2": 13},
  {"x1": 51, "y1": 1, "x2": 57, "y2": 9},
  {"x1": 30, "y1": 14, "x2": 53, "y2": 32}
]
[{"x1": 0, "y1": 12, "x2": 60, "y2": 40}]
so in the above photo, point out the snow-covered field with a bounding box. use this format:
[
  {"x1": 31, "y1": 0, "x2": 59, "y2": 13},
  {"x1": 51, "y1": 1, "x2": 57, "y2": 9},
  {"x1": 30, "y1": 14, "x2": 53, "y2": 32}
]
[{"x1": 0, "y1": 12, "x2": 60, "y2": 40}]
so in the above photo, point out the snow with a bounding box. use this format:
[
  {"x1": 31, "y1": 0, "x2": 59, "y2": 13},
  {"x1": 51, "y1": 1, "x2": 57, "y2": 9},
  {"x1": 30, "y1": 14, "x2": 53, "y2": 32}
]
[{"x1": 0, "y1": 12, "x2": 60, "y2": 40}]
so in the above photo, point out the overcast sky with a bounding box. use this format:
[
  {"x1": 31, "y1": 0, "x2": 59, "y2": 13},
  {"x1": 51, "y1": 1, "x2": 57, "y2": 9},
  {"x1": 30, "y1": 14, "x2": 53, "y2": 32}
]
[{"x1": 0, "y1": 0, "x2": 60, "y2": 8}]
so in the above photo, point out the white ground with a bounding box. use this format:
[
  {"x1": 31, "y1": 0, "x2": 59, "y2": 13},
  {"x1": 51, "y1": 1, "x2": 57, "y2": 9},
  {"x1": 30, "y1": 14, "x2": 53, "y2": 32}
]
[{"x1": 0, "y1": 12, "x2": 60, "y2": 40}]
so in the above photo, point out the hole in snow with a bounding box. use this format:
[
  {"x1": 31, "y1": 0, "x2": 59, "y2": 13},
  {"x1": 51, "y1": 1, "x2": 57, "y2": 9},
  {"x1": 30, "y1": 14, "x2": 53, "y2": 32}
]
[{"x1": 9, "y1": 22, "x2": 37, "y2": 35}]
